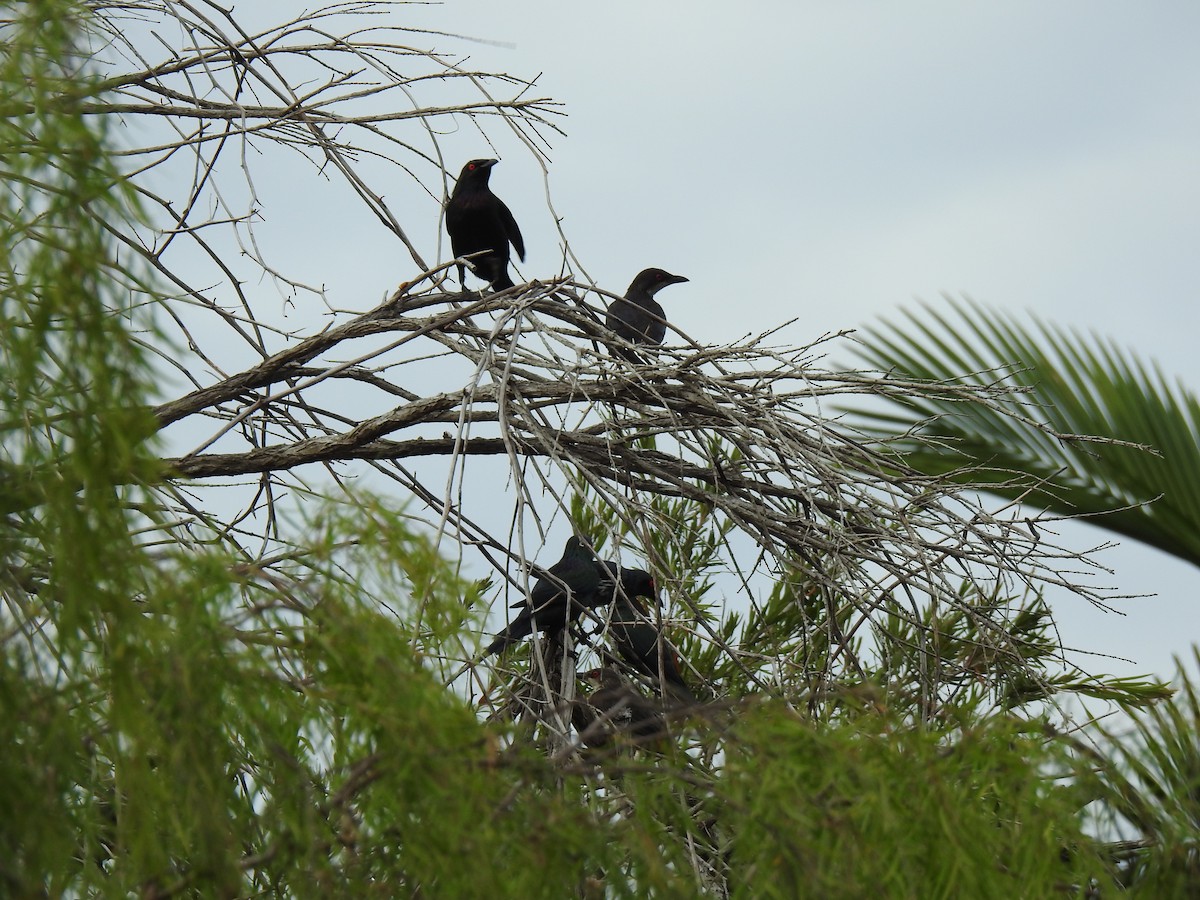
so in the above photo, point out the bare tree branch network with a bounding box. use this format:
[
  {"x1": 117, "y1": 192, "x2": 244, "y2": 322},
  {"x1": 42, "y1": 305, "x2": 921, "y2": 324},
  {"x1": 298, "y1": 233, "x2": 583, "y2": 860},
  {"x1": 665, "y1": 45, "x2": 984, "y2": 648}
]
[{"x1": 66, "y1": 0, "x2": 1126, "y2": 702}]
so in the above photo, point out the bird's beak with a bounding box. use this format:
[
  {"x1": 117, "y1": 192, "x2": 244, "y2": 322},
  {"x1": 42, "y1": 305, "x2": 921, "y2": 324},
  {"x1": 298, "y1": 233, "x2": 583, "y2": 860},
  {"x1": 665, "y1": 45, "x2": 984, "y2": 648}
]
[
  {"x1": 481, "y1": 159, "x2": 499, "y2": 168},
  {"x1": 669, "y1": 274, "x2": 689, "y2": 286}
]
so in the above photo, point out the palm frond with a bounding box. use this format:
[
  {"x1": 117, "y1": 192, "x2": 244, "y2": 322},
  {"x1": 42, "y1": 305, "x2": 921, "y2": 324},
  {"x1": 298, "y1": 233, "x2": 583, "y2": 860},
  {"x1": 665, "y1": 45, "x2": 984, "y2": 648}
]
[{"x1": 844, "y1": 296, "x2": 1200, "y2": 567}]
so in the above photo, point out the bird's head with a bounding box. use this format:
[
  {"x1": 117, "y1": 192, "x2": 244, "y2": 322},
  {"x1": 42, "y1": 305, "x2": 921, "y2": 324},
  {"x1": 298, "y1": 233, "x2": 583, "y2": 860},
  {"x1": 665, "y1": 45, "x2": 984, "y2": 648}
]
[
  {"x1": 581, "y1": 667, "x2": 624, "y2": 690},
  {"x1": 565, "y1": 534, "x2": 595, "y2": 558},
  {"x1": 457, "y1": 158, "x2": 498, "y2": 181},
  {"x1": 629, "y1": 267, "x2": 689, "y2": 298},
  {"x1": 620, "y1": 568, "x2": 658, "y2": 603}
]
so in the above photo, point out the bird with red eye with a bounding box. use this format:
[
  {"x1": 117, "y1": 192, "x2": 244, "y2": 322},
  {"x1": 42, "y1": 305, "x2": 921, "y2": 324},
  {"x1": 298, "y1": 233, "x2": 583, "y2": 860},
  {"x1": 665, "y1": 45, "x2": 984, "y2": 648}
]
[
  {"x1": 445, "y1": 158, "x2": 525, "y2": 292},
  {"x1": 593, "y1": 560, "x2": 656, "y2": 609},
  {"x1": 605, "y1": 267, "x2": 689, "y2": 362},
  {"x1": 571, "y1": 666, "x2": 669, "y2": 749}
]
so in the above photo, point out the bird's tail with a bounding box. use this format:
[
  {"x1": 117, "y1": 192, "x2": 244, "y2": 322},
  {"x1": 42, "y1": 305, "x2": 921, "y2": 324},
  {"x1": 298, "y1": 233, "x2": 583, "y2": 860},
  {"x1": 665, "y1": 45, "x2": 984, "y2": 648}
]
[{"x1": 490, "y1": 272, "x2": 515, "y2": 291}]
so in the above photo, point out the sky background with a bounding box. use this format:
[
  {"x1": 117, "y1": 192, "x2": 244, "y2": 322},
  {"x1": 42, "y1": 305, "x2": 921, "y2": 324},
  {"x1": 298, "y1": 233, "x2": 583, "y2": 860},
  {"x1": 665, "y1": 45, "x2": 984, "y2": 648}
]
[{"x1": 148, "y1": 2, "x2": 1200, "y2": 685}]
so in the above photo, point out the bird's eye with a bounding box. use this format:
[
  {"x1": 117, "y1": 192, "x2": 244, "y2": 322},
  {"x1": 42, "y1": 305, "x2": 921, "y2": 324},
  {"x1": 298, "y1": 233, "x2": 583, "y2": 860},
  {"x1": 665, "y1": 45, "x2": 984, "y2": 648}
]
[{"x1": 467, "y1": 163, "x2": 476, "y2": 170}]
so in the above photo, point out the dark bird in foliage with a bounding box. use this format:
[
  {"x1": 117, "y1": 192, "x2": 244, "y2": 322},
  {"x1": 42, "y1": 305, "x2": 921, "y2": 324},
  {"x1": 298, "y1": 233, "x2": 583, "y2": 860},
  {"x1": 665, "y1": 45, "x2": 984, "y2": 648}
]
[
  {"x1": 445, "y1": 158, "x2": 525, "y2": 291},
  {"x1": 609, "y1": 593, "x2": 698, "y2": 704},
  {"x1": 605, "y1": 268, "x2": 689, "y2": 361},
  {"x1": 484, "y1": 536, "x2": 603, "y2": 656},
  {"x1": 572, "y1": 666, "x2": 668, "y2": 747}
]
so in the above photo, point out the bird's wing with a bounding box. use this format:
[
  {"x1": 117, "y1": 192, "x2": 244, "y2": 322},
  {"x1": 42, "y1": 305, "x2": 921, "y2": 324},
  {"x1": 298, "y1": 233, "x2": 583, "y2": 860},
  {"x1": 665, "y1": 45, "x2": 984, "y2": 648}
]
[
  {"x1": 445, "y1": 205, "x2": 468, "y2": 259},
  {"x1": 593, "y1": 561, "x2": 619, "y2": 601},
  {"x1": 497, "y1": 199, "x2": 525, "y2": 261},
  {"x1": 645, "y1": 299, "x2": 667, "y2": 345}
]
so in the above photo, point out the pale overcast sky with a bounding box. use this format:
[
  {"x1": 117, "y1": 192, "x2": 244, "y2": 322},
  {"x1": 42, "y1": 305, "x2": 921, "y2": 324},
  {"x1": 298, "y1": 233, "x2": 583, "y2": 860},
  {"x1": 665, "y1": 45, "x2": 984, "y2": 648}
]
[{"x1": 153, "y1": 2, "x2": 1200, "y2": 683}]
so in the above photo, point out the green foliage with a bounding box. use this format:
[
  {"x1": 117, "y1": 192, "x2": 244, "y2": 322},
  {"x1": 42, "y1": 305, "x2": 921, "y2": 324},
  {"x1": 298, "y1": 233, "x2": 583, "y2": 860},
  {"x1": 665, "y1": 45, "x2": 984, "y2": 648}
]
[
  {"x1": 725, "y1": 705, "x2": 1104, "y2": 899},
  {"x1": 1, "y1": 3, "x2": 169, "y2": 886},
  {"x1": 846, "y1": 296, "x2": 1200, "y2": 567},
  {"x1": 0, "y1": 0, "x2": 160, "y2": 638},
  {"x1": 1078, "y1": 649, "x2": 1200, "y2": 894},
  {"x1": 0, "y1": 486, "x2": 613, "y2": 894}
]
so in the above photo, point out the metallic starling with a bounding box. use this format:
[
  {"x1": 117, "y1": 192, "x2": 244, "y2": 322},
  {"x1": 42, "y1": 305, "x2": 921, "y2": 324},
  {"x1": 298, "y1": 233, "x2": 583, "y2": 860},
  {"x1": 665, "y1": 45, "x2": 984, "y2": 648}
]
[
  {"x1": 605, "y1": 268, "x2": 689, "y2": 361},
  {"x1": 445, "y1": 158, "x2": 525, "y2": 291}
]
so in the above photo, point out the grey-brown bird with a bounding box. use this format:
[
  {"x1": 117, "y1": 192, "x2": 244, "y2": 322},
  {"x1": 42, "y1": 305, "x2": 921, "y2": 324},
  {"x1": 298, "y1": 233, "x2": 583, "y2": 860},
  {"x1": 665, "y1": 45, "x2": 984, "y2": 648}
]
[
  {"x1": 572, "y1": 667, "x2": 669, "y2": 748},
  {"x1": 605, "y1": 268, "x2": 689, "y2": 361},
  {"x1": 445, "y1": 159, "x2": 525, "y2": 291}
]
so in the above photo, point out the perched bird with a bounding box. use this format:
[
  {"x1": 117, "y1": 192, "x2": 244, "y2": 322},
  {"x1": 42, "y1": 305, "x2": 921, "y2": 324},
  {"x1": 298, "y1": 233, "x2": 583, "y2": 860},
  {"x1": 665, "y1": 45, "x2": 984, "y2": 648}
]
[
  {"x1": 605, "y1": 268, "x2": 689, "y2": 361},
  {"x1": 572, "y1": 667, "x2": 668, "y2": 748},
  {"x1": 609, "y1": 592, "x2": 698, "y2": 705},
  {"x1": 444, "y1": 158, "x2": 525, "y2": 291},
  {"x1": 484, "y1": 536, "x2": 603, "y2": 656}
]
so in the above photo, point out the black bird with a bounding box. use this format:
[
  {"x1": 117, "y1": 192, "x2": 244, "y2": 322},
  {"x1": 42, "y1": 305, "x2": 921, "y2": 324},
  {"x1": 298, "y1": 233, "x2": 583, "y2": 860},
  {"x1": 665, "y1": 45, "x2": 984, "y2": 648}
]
[
  {"x1": 484, "y1": 536, "x2": 603, "y2": 656},
  {"x1": 445, "y1": 158, "x2": 525, "y2": 291},
  {"x1": 605, "y1": 268, "x2": 689, "y2": 361},
  {"x1": 609, "y1": 592, "x2": 698, "y2": 705}
]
